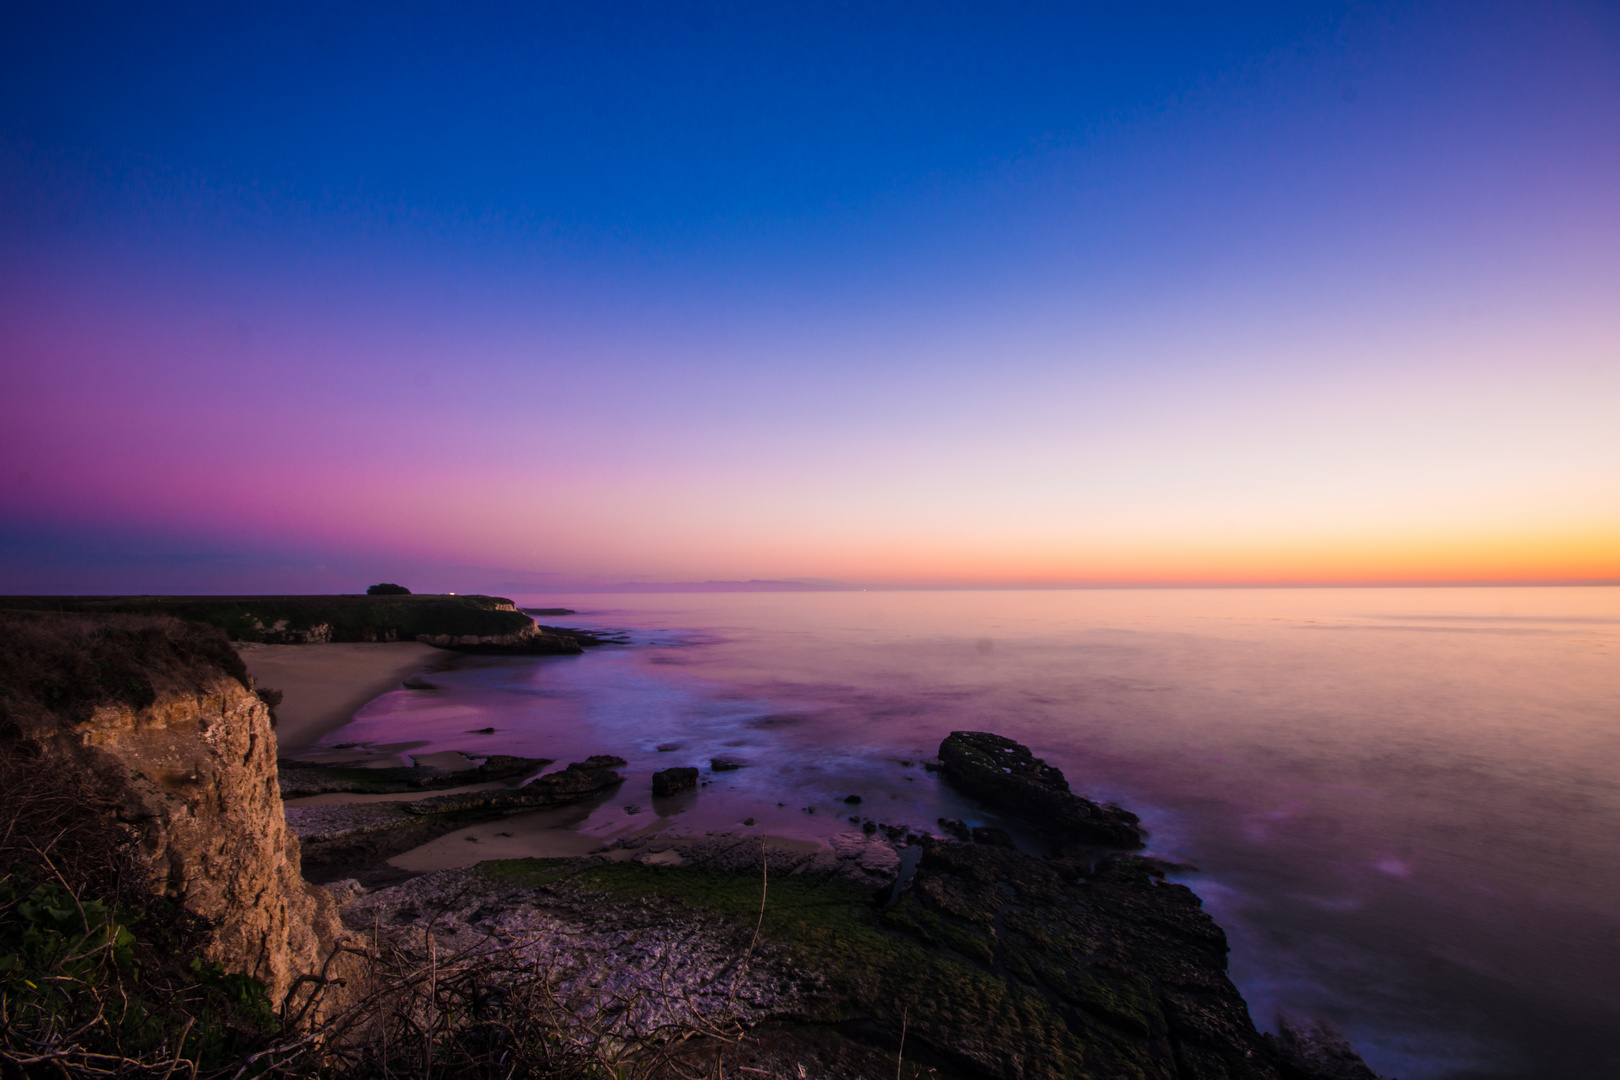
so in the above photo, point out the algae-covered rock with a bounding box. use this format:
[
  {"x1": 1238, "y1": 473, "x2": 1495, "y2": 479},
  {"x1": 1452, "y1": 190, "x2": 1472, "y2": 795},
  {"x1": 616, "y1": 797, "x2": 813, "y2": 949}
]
[{"x1": 937, "y1": 730, "x2": 1143, "y2": 850}]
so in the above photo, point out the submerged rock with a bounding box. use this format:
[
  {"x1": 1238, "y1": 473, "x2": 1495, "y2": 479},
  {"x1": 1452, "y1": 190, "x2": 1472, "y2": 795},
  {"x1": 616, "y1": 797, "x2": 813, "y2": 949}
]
[
  {"x1": 652, "y1": 765, "x2": 700, "y2": 796},
  {"x1": 937, "y1": 730, "x2": 1144, "y2": 850}
]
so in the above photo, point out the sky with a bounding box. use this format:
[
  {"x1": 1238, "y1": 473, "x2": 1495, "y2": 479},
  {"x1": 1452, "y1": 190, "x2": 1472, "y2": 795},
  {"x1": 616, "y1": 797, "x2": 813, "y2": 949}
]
[{"x1": 2, "y1": 1, "x2": 1617, "y2": 593}]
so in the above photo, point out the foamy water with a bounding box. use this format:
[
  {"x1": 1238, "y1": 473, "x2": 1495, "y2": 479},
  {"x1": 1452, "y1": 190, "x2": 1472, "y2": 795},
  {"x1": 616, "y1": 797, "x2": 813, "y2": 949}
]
[{"x1": 319, "y1": 587, "x2": 1620, "y2": 1079}]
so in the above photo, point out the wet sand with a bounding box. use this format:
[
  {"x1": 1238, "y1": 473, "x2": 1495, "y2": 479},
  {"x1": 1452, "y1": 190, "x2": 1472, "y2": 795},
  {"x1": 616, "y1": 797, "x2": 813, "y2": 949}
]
[{"x1": 237, "y1": 641, "x2": 444, "y2": 754}]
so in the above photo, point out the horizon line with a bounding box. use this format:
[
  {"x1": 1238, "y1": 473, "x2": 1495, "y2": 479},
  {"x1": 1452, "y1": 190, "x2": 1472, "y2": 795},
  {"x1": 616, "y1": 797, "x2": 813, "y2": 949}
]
[{"x1": 494, "y1": 578, "x2": 1620, "y2": 595}]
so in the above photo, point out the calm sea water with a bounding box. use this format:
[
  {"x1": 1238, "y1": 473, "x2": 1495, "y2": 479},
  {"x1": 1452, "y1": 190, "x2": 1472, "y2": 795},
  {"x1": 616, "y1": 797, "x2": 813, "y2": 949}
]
[{"x1": 322, "y1": 587, "x2": 1620, "y2": 1079}]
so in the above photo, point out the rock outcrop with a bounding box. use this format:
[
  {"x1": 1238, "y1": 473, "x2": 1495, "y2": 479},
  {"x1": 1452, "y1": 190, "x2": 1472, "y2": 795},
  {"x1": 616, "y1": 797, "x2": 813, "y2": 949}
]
[
  {"x1": 937, "y1": 729, "x2": 1144, "y2": 850},
  {"x1": 278, "y1": 753, "x2": 551, "y2": 797},
  {"x1": 415, "y1": 623, "x2": 586, "y2": 654},
  {"x1": 404, "y1": 755, "x2": 626, "y2": 813},
  {"x1": 883, "y1": 841, "x2": 1277, "y2": 1077},
  {"x1": 288, "y1": 755, "x2": 627, "y2": 870},
  {"x1": 0, "y1": 613, "x2": 352, "y2": 1008}
]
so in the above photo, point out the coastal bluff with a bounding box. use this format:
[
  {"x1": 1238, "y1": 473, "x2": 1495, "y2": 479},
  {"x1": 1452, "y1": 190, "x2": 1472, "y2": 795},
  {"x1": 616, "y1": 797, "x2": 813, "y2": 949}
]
[
  {"x1": 0, "y1": 592, "x2": 603, "y2": 653},
  {"x1": 0, "y1": 611, "x2": 352, "y2": 1010}
]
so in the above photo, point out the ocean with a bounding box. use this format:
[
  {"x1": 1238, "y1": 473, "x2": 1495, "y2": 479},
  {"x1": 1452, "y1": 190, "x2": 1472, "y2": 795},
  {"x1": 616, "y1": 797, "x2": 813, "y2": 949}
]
[{"x1": 319, "y1": 586, "x2": 1620, "y2": 1079}]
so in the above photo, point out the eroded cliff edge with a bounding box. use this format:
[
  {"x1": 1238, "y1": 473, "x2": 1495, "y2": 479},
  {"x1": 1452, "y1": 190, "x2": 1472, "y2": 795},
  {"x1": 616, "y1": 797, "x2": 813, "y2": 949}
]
[{"x1": 0, "y1": 611, "x2": 351, "y2": 1008}]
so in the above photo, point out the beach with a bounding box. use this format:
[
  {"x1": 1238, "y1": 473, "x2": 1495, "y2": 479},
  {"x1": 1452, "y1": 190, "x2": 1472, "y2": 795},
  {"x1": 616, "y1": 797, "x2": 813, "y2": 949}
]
[{"x1": 237, "y1": 641, "x2": 444, "y2": 754}]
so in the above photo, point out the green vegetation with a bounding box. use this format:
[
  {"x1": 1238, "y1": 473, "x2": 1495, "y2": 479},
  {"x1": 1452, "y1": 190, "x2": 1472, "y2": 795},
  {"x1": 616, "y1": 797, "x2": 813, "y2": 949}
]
[
  {"x1": 0, "y1": 610, "x2": 251, "y2": 721},
  {"x1": 0, "y1": 593, "x2": 533, "y2": 644},
  {"x1": 0, "y1": 873, "x2": 280, "y2": 1074}
]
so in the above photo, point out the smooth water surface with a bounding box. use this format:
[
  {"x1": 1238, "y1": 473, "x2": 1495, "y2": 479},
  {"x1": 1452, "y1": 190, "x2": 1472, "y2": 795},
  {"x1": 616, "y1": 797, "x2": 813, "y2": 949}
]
[{"x1": 321, "y1": 587, "x2": 1620, "y2": 1079}]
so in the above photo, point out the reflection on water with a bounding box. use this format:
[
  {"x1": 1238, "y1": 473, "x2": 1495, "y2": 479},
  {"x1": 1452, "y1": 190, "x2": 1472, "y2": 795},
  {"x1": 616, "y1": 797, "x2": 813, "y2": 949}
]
[{"x1": 320, "y1": 587, "x2": 1620, "y2": 1079}]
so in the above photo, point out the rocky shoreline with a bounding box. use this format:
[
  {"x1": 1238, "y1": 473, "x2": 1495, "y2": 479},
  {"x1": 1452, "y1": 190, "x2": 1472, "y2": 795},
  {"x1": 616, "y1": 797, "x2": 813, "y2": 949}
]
[
  {"x1": 2, "y1": 608, "x2": 1381, "y2": 1079},
  {"x1": 298, "y1": 731, "x2": 1380, "y2": 1080}
]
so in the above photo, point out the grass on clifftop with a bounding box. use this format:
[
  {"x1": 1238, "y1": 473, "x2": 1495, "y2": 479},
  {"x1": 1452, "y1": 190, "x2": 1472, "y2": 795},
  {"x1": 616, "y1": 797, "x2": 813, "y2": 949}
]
[{"x1": 0, "y1": 610, "x2": 251, "y2": 722}]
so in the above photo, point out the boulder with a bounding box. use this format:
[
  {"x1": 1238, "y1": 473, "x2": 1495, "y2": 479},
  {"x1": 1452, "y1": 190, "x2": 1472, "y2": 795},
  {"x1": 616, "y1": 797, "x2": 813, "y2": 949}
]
[{"x1": 652, "y1": 766, "x2": 699, "y2": 796}]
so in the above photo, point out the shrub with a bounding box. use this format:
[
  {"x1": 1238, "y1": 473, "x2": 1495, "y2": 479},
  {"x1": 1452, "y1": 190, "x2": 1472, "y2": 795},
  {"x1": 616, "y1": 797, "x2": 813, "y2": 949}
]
[{"x1": 365, "y1": 583, "x2": 411, "y2": 595}]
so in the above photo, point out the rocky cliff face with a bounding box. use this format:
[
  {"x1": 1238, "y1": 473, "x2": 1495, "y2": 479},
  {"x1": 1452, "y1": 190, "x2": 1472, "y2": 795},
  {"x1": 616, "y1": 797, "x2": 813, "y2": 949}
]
[
  {"x1": 0, "y1": 613, "x2": 351, "y2": 1008},
  {"x1": 74, "y1": 678, "x2": 348, "y2": 1003}
]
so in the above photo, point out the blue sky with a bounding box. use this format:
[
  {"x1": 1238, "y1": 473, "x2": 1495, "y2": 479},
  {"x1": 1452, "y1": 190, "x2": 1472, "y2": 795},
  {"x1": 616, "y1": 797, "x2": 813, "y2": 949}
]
[{"x1": 2, "y1": 2, "x2": 1617, "y2": 592}]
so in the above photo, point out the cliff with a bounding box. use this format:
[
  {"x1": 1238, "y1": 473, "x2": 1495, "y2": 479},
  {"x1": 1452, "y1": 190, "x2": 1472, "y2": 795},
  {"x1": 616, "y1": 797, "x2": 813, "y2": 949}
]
[{"x1": 0, "y1": 611, "x2": 351, "y2": 1009}]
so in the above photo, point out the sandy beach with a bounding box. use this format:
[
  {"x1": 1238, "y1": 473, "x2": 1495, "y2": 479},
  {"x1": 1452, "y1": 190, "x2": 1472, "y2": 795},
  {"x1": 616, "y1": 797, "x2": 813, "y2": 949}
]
[{"x1": 237, "y1": 641, "x2": 444, "y2": 754}]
